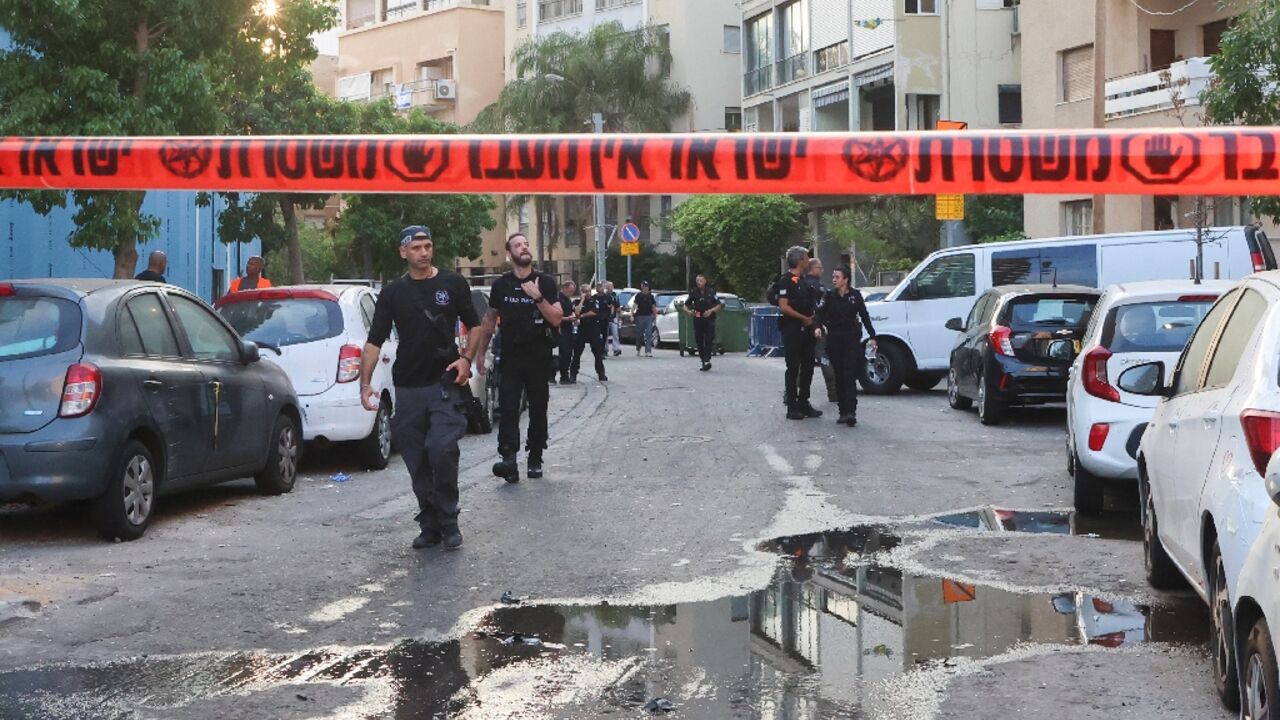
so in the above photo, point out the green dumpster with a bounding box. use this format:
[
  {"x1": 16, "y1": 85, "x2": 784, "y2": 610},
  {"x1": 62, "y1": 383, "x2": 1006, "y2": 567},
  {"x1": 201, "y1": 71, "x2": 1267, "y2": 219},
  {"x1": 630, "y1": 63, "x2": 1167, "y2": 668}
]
[{"x1": 676, "y1": 296, "x2": 752, "y2": 355}]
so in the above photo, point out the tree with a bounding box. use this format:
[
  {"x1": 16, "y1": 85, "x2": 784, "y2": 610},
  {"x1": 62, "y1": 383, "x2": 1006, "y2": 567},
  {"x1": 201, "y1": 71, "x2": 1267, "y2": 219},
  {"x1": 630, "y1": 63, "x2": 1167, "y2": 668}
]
[
  {"x1": 213, "y1": 0, "x2": 345, "y2": 284},
  {"x1": 670, "y1": 195, "x2": 806, "y2": 300},
  {"x1": 1202, "y1": 0, "x2": 1280, "y2": 222},
  {"x1": 827, "y1": 198, "x2": 941, "y2": 284},
  {"x1": 474, "y1": 22, "x2": 692, "y2": 266},
  {"x1": 0, "y1": 1, "x2": 329, "y2": 279},
  {"x1": 965, "y1": 196, "x2": 1026, "y2": 243}
]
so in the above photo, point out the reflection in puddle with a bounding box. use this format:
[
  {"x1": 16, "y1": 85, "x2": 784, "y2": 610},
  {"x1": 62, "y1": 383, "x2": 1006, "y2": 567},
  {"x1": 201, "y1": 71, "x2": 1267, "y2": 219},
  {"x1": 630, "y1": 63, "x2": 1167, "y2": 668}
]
[{"x1": 0, "y1": 524, "x2": 1205, "y2": 720}]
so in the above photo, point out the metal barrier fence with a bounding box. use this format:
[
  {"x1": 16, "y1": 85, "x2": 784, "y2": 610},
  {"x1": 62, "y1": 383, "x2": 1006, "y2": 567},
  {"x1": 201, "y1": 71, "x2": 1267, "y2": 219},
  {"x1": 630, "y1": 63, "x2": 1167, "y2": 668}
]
[{"x1": 748, "y1": 306, "x2": 784, "y2": 358}]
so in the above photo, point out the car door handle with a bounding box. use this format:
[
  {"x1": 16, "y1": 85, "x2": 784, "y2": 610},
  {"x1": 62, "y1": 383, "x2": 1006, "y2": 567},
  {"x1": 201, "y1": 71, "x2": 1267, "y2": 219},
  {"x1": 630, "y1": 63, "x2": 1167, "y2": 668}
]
[
  {"x1": 143, "y1": 379, "x2": 163, "y2": 390},
  {"x1": 381, "y1": 356, "x2": 391, "y2": 364}
]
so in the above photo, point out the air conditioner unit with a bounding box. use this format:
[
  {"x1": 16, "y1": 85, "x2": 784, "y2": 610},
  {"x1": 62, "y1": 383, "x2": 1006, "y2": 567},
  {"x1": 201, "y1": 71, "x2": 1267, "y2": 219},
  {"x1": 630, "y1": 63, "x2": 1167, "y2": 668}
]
[{"x1": 435, "y1": 79, "x2": 458, "y2": 100}]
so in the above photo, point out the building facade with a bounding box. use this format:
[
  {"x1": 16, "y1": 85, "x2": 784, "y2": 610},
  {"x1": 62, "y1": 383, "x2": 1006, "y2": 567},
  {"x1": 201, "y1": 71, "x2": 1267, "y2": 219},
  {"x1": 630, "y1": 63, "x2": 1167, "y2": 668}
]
[
  {"x1": 337, "y1": 0, "x2": 511, "y2": 282},
  {"x1": 1021, "y1": 0, "x2": 1252, "y2": 239}
]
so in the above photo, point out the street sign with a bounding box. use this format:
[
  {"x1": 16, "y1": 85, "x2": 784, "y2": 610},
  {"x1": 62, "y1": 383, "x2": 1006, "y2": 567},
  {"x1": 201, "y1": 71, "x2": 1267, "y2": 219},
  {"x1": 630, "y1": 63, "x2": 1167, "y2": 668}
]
[
  {"x1": 621, "y1": 241, "x2": 640, "y2": 256},
  {"x1": 621, "y1": 222, "x2": 641, "y2": 243},
  {"x1": 935, "y1": 120, "x2": 968, "y2": 222}
]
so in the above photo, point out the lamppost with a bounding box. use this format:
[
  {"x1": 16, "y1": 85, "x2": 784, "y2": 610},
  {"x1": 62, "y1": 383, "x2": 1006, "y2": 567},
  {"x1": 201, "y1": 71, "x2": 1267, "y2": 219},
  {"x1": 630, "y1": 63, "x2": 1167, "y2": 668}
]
[{"x1": 546, "y1": 73, "x2": 607, "y2": 285}]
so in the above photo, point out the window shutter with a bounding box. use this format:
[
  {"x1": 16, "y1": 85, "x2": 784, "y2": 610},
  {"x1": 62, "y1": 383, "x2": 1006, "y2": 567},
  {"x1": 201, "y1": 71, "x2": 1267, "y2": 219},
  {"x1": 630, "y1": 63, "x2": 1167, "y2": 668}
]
[{"x1": 1062, "y1": 46, "x2": 1094, "y2": 102}]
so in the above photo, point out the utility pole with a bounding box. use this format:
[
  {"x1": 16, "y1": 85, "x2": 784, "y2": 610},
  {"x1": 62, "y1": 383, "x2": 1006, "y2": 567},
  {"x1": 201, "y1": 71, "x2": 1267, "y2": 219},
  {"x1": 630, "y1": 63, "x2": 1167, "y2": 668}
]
[
  {"x1": 1092, "y1": 0, "x2": 1107, "y2": 235},
  {"x1": 593, "y1": 112, "x2": 606, "y2": 285}
]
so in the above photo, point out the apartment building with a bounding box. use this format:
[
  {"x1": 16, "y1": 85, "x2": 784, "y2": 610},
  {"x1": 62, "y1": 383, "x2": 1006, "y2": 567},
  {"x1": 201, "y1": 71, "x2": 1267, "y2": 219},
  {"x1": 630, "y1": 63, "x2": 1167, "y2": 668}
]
[
  {"x1": 336, "y1": 0, "x2": 510, "y2": 281},
  {"x1": 503, "y1": 0, "x2": 743, "y2": 282},
  {"x1": 739, "y1": 0, "x2": 1021, "y2": 270},
  {"x1": 1021, "y1": 0, "x2": 1252, "y2": 239}
]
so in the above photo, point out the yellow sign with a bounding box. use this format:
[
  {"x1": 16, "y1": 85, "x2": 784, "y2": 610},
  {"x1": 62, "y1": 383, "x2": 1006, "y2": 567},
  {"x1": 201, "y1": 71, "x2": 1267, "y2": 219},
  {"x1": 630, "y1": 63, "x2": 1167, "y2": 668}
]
[
  {"x1": 936, "y1": 194, "x2": 965, "y2": 220},
  {"x1": 621, "y1": 241, "x2": 640, "y2": 256}
]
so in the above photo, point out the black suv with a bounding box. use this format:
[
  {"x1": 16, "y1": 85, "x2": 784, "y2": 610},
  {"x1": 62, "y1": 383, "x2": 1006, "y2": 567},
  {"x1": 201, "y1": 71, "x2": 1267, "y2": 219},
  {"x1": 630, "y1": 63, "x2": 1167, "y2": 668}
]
[
  {"x1": 0, "y1": 279, "x2": 302, "y2": 540},
  {"x1": 946, "y1": 285, "x2": 1101, "y2": 425}
]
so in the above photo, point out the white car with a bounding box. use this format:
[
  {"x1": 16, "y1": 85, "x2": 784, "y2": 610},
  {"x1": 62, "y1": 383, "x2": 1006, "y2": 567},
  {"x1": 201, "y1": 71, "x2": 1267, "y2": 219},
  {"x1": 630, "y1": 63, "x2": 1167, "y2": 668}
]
[
  {"x1": 1124, "y1": 271, "x2": 1280, "y2": 714},
  {"x1": 217, "y1": 285, "x2": 396, "y2": 470},
  {"x1": 651, "y1": 291, "x2": 686, "y2": 346},
  {"x1": 1066, "y1": 280, "x2": 1230, "y2": 514}
]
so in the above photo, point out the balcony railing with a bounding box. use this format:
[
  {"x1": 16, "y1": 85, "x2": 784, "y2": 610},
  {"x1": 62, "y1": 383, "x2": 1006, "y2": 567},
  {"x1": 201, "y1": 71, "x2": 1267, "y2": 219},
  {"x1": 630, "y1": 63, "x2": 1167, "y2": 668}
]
[
  {"x1": 384, "y1": 1, "x2": 420, "y2": 20},
  {"x1": 744, "y1": 66, "x2": 773, "y2": 96},
  {"x1": 1104, "y1": 56, "x2": 1212, "y2": 120},
  {"x1": 776, "y1": 52, "x2": 809, "y2": 85}
]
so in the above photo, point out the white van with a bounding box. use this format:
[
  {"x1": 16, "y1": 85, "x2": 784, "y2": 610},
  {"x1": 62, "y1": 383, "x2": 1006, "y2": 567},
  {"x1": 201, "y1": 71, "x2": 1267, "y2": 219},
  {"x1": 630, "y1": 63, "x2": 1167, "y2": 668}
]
[{"x1": 862, "y1": 226, "x2": 1277, "y2": 394}]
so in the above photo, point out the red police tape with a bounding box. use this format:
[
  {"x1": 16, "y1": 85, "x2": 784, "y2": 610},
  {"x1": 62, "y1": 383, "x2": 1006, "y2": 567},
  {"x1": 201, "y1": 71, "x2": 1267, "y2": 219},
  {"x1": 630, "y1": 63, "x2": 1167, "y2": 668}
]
[{"x1": 1, "y1": 128, "x2": 1278, "y2": 195}]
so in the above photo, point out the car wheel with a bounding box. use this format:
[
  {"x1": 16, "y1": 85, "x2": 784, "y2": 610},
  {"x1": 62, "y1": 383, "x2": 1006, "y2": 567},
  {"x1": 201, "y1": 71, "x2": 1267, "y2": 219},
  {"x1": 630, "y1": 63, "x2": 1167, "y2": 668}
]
[
  {"x1": 947, "y1": 367, "x2": 973, "y2": 410},
  {"x1": 92, "y1": 440, "x2": 157, "y2": 541},
  {"x1": 977, "y1": 376, "x2": 1005, "y2": 426},
  {"x1": 1072, "y1": 450, "x2": 1105, "y2": 516},
  {"x1": 1140, "y1": 468, "x2": 1185, "y2": 589},
  {"x1": 358, "y1": 399, "x2": 393, "y2": 470},
  {"x1": 1243, "y1": 617, "x2": 1278, "y2": 720},
  {"x1": 1210, "y1": 541, "x2": 1242, "y2": 710},
  {"x1": 255, "y1": 414, "x2": 300, "y2": 495},
  {"x1": 905, "y1": 372, "x2": 944, "y2": 391},
  {"x1": 861, "y1": 342, "x2": 907, "y2": 395}
]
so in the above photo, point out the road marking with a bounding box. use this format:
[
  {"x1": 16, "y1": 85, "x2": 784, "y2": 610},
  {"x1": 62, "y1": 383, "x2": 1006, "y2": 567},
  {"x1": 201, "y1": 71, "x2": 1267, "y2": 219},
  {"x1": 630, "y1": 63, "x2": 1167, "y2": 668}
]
[
  {"x1": 805, "y1": 454, "x2": 823, "y2": 471},
  {"x1": 760, "y1": 444, "x2": 793, "y2": 476},
  {"x1": 308, "y1": 597, "x2": 370, "y2": 623}
]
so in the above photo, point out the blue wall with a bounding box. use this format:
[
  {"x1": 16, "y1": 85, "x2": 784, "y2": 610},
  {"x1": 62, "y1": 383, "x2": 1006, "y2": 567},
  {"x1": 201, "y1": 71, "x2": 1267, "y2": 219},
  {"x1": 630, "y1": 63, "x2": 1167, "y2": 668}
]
[{"x1": 0, "y1": 192, "x2": 263, "y2": 304}]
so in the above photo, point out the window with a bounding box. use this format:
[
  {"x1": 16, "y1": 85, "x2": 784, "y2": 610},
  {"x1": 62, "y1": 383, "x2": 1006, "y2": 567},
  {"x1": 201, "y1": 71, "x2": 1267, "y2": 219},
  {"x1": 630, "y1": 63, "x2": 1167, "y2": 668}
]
[
  {"x1": 168, "y1": 295, "x2": 240, "y2": 363},
  {"x1": 777, "y1": 1, "x2": 809, "y2": 83},
  {"x1": 359, "y1": 295, "x2": 377, "y2": 332},
  {"x1": 1203, "y1": 289, "x2": 1266, "y2": 388},
  {"x1": 516, "y1": 0, "x2": 526, "y2": 27},
  {"x1": 725, "y1": 107, "x2": 743, "y2": 132},
  {"x1": 660, "y1": 195, "x2": 673, "y2": 242},
  {"x1": 965, "y1": 293, "x2": 993, "y2": 330},
  {"x1": 1061, "y1": 45, "x2": 1093, "y2": 102},
  {"x1": 596, "y1": 0, "x2": 638, "y2": 9},
  {"x1": 724, "y1": 25, "x2": 741, "y2": 54},
  {"x1": 1203, "y1": 18, "x2": 1232, "y2": 56},
  {"x1": 1062, "y1": 199, "x2": 1092, "y2": 236},
  {"x1": 0, "y1": 297, "x2": 80, "y2": 360},
  {"x1": 906, "y1": 0, "x2": 937, "y2": 13},
  {"x1": 1101, "y1": 299, "x2": 1217, "y2": 354},
  {"x1": 913, "y1": 253, "x2": 976, "y2": 300},
  {"x1": 538, "y1": 0, "x2": 582, "y2": 22},
  {"x1": 745, "y1": 12, "x2": 774, "y2": 94},
  {"x1": 1006, "y1": 297, "x2": 1095, "y2": 327},
  {"x1": 915, "y1": 94, "x2": 940, "y2": 130},
  {"x1": 1151, "y1": 29, "x2": 1176, "y2": 71},
  {"x1": 814, "y1": 41, "x2": 849, "y2": 73},
  {"x1": 657, "y1": 24, "x2": 672, "y2": 77},
  {"x1": 124, "y1": 294, "x2": 181, "y2": 358},
  {"x1": 998, "y1": 84, "x2": 1022, "y2": 124},
  {"x1": 991, "y1": 245, "x2": 1098, "y2": 287},
  {"x1": 1171, "y1": 289, "x2": 1238, "y2": 396}
]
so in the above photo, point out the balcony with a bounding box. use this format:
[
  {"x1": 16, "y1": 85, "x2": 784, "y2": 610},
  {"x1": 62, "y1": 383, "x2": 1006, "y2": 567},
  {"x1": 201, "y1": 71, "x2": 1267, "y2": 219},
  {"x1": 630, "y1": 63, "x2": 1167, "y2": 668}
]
[
  {"x1": 776, "y1": 52, "x2": 809, "y2": 85},
  {"x1": 1104, "y1": 57, "x2": 1212, "y2": 120},
  {"x1": 744, "y1": 66, "x2": 773, "y2": 97}
]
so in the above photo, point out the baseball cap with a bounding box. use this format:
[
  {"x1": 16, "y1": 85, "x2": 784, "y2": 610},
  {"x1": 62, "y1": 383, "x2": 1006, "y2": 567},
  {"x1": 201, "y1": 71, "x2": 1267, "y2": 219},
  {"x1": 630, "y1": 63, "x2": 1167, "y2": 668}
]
[{"x1": 399, "y1": 225, "x2": 432, "y2": 245}]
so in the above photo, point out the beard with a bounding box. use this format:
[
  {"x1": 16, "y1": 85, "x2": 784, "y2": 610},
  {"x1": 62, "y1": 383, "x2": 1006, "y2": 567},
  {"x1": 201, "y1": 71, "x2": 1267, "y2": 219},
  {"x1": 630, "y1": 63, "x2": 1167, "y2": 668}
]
[{"x1": 512, "y1": 251, "x2": 534, "y2": 268}]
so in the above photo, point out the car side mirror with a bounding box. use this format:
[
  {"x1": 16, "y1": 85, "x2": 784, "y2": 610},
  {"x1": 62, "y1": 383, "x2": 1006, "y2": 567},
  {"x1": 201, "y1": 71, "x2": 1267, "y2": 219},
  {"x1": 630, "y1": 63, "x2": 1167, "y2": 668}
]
[
  {"x1": 945, "y1": 317, "x2": 964, "y2": 332},
  {"x1": 1047, "y1": 339, "x2": 1075, "y2": 361},
  {"x1": 1265, "y1": 451, "x2": 1280, "y2": 506},
  {"x1": 240, "y1": 339, "x2": 263, "y2": 363},
  {"x1": 1117, "y1": 361, "x2": 1167, "y2": 396},
  {"x1": 905, "y1": 279, "x2": 920, "y2": 300}
]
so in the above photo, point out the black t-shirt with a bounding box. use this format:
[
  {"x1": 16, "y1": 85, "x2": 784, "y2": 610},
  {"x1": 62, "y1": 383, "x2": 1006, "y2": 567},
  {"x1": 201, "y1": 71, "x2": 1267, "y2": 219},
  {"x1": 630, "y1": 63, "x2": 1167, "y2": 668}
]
[
  {"x1": 488, "y1": 270, "x2": 559, "y2": 351},
  {"x1": 686, "y1": 285, "x2": 722, "y2": 316},
  {"x1": 557, "y1": 292, "x2": 575, "y2": 320},
  {"x1": 776, "y1": 273, "x2": 818, "y2": 331},
  {"x1": 135, "y1": 270, "x2": 166, "y2": 282},
  {"x1": 634, "y1": 291, "x2": 657, "y2": 317},
  {"x1": 819, "y1": 288, "x2": 877, "y2": 339},
  {"x1": 367, "y1": 270, "x2": 479, "y2": 387},
  {"x1": 595, "y1": 292, "x2": 616, "y2": 323},
  {"x1": 578, "y1": 295, "x2": 607, "y2": 333}
]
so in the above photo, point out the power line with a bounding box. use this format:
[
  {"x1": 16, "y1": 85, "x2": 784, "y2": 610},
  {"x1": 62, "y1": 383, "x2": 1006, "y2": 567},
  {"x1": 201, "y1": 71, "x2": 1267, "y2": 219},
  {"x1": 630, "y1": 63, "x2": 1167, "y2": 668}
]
[{"x1": 1125, "y1": 0, "x2": 1206, "y2": 16}]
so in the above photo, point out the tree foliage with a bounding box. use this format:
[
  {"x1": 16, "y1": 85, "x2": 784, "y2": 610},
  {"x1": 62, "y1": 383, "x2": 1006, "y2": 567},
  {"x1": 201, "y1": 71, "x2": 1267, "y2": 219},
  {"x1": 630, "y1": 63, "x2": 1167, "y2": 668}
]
[
  {"x1": 965, "y1": 195, "x2": 1026, "y2": 243},
  {"x1": 827, "y1": 197, "x2": 941, "y2": 284},
  {"x1": 1202, "y1": 0, "x2": 1280, "y2": 221},
  {"x1": 670, "y1": 195, "x2": 806, "y2": 299}
]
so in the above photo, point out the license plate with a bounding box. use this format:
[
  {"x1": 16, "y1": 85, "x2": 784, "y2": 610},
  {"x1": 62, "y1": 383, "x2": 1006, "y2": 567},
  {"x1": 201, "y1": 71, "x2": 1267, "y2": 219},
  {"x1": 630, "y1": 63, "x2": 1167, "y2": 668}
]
[{"x1": 1073, "y1": 340, "x2": 1082, "y2": 354}]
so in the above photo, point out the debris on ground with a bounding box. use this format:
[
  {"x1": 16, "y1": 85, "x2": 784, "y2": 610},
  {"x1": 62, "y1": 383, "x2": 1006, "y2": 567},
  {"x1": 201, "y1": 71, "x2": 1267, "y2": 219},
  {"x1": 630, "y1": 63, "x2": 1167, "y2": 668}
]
[{"x1": 644, "y1": 697, "x2": 676, "y2": 713}]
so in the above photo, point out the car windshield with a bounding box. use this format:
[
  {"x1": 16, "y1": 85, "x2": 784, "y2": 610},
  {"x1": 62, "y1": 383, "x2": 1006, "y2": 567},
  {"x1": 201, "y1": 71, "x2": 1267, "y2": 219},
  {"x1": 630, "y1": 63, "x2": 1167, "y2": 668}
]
[
  {"x1": 219, "y1": 298, "x2": 343, "y2": 347},
  {"x1": 656, "y1": 294, "x2": 679, "y2": 309},
  {"x1": 1007, "y1": 297, "x2": 1094, "y2": 327},
  {"x1": 1101, "y1": 299, "x2": 1216, "y2": 353},
  {"x1": 617, "y1": 291, "x2": 636, "y2": 307},
  {"x1": 0, "y1": 297, "x2": 81, "y2": 361}
]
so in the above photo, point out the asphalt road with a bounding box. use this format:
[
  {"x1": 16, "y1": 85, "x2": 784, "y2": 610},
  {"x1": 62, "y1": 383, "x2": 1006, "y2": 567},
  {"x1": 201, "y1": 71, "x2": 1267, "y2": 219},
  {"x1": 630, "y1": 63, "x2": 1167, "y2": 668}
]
[{"x1": 0, "y1": 348, "x2": 1230, "y2": 719}]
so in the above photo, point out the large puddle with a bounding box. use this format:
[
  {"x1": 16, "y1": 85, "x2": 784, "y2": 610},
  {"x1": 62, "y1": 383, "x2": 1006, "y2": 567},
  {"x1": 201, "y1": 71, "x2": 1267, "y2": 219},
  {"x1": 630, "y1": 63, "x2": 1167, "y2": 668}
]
[{"x1": 0, "y1": 512, "x2": 1201, "y2": 719}]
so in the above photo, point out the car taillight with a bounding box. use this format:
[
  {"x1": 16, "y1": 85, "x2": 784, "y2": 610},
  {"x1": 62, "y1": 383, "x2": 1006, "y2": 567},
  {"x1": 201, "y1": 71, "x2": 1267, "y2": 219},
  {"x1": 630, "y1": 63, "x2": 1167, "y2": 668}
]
[
  {"x1": 1088, "y1": 423, "x2": 1110, "y2": 452},
  {"x1": 1252, "y1": 250, "x2": 1266, "y2": 273},
  {"x1": 1082, "y1": 346, "x2": 1120, "y2": 402},
  {"x1": 337, "y1": 345, "x2": 362, "y2": 383},
  {"x1": 1240, "y1": 410, "x2": 1280, "y2": 476},
  {"x1": 0, "y1": 283, "x2": 14, "y2": 297},
  {"x1": 989, "y1": 326, "x2": 1014, "y2": 356},
  {"x1": 1088, "y1": 631, "x2": 1128, "y2": 648},
  {"x1": 59, "y1": 363, "x2": 101, "y2": 418}
]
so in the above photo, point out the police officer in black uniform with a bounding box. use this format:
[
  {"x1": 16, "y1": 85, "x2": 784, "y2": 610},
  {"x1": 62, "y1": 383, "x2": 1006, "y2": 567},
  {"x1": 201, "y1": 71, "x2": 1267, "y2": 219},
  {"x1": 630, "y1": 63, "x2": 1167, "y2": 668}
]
[
  {"x1": 572, "y1": 285, "x2": 608, "y2": 382},
  {"x1": 556, "y1": 280, "x2": 577, "y2": 384},
  {"x1": 476, "y1": 233, "x2": 563, "y2": 483},
  {"x1": 360, "y1": 225, "x2": 481, "y2": 551},
  {"x1": 818, "y1": 264, "x2": 878, "y2": 426},
  {"x1": 804, "y1": 258, "x2": 836, "y2": 403},
  {"x1": 685, "y1": 274, "x2": 724, "y2": 371},
  {"x1": 776, "y1": 246, "x2": 823, "y2": 420}
]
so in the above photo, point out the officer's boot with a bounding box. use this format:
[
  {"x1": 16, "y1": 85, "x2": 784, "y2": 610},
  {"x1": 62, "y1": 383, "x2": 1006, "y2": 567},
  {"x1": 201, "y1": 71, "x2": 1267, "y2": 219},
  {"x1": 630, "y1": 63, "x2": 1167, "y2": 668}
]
[
  {"x1": 441, "y1": 523, "x2": 463, "y2": 550},
  {"x1": 492, "y1": 450, "x2": 520, "y2": 484},
  {"x1": 527, "y1": 451, "x2": 544, "y2": 479}
]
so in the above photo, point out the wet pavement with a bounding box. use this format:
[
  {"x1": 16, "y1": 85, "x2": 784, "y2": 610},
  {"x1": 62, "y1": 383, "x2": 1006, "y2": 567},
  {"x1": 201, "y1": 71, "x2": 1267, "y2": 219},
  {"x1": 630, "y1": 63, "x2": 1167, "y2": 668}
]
[{"x1": 0, "y1": 517, "x2": 1207, "y2": 719}]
